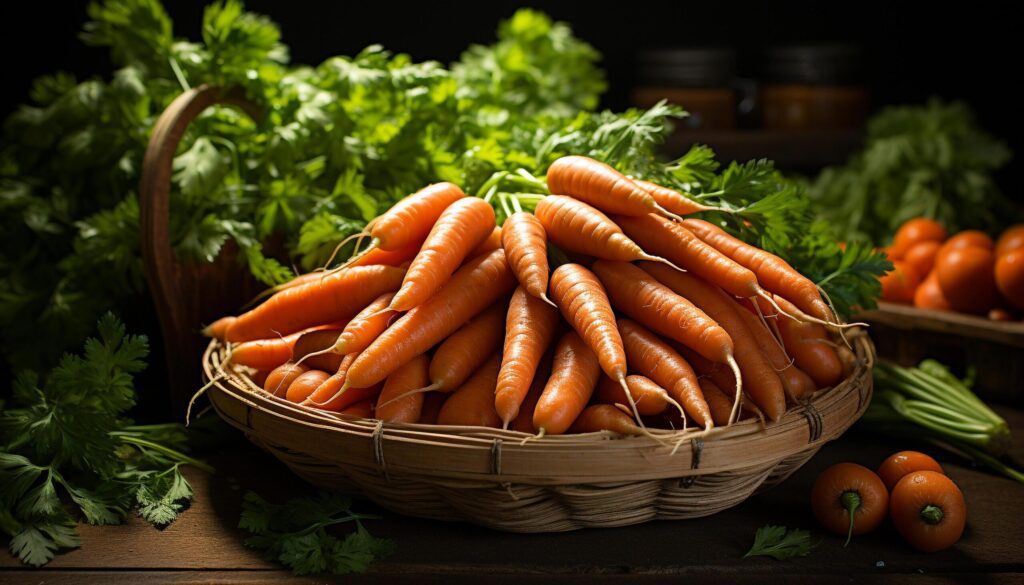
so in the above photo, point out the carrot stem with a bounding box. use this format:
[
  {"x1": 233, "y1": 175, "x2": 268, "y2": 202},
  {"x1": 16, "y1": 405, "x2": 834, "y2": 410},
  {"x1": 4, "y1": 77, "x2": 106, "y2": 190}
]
[
  {"x1": 841, "y1": 490, "x2": 860, "y2": 547},
  {"x1": 919, "y1": 504, "x2": 944, "y2": 525}
]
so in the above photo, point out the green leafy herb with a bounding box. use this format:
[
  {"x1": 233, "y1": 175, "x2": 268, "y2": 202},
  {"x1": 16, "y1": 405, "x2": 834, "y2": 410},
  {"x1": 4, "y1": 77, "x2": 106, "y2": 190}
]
[
  {"x1": 240, "y1": 490, "x2": 392, "y2": 575},
  {"x1": 744, "y1": 525, "x2": 815, "y2": 560},
  {"x1": 809, "y1": 99, "x2": 1017, "y2": 243},
  {"x1": 0, "y1": 314, "x2": 211, "y2": 566}
]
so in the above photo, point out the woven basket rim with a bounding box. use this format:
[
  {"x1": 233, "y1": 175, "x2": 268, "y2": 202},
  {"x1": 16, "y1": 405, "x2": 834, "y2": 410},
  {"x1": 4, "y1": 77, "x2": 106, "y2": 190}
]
[{"x1": 200, "y1": 332, "x2": 874, "y2": 485}]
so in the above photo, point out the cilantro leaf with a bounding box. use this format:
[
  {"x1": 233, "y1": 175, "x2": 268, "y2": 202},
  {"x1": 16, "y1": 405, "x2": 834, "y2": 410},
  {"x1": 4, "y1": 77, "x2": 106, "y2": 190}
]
[
  {"x1": 8, "y1": 518, "x2": 81, "y2": 567},
  {"x1": 744, "y1": 525, "x2": 816, "y2": 560},
  {"x1": 134, "y1": 466, "x2": 193, "y2": 526}
]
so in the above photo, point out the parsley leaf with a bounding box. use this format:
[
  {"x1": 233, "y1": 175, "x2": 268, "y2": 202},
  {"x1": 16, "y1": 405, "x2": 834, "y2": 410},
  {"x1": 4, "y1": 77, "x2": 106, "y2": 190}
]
[{"x1": 744, "y1": 525, "x2": 816, "y2": 560}]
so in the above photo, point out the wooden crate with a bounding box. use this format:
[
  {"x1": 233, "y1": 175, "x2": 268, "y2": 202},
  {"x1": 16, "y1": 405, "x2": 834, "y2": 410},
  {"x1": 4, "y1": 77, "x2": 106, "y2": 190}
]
[{"x1": 859, "y1": 302, "x2": 1024, "y2": 406}]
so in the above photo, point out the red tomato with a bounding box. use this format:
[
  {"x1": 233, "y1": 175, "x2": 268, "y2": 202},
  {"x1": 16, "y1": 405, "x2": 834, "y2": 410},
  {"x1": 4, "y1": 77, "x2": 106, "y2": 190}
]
[
  {"x1": 943, "y1": 230, "x2": 994, "y2": 252},
  {"x1": 878, "y1": 451, "x2": 944, "y2": 491},
  {"x1": 903, "y1": 241, "x2": 941, "y2": 278},
  {"x1": 890, "y1": 218, "x2": 947, "y2": 259},
  {"x1": 914, "y1": 272, "x2": 953, "y2": 311},
  {"x1": 995, "y1": 249, "x2": 1024, "y2": 310},
  {"x1": 935, "y1": 246, "x2": 996, "y2": 314},
  {"x1": 880, "y1": 261, "x2": 921, "y2": 304},
  {"x1": 995, "y1": 224, "x2": 1024, "y2": 257}
]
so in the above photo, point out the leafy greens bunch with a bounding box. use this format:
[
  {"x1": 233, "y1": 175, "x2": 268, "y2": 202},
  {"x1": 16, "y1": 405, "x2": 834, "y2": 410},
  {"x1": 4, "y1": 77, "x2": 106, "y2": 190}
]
[
  {"x1": 808, "y1": 99, "x2": 1016, "y2": 244},
  {"x1": 0, "y1": 314, "x2": 211, "y2": 566}
]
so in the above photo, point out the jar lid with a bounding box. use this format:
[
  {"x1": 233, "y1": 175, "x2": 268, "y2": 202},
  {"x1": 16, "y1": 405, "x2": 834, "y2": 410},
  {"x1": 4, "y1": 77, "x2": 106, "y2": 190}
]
[
  {"x1": 635, "y1": 47, "x2": 736, "y2": 88},
  {"x1": 765, "y1": 44, "x2": 863, "y2": 85}
]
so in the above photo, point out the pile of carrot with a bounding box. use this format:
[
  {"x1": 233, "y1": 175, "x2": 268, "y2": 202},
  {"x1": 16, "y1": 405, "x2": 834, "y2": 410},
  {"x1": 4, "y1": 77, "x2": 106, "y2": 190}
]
[{"x1": 205, "y1": 155, "x2": 853, "y2": 436}]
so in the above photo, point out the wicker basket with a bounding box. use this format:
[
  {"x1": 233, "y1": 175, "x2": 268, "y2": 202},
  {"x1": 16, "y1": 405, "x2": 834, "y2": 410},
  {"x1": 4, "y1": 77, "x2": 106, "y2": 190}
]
[{"x1": 201, "y1": 334, "x2": 875, "y2": 532}]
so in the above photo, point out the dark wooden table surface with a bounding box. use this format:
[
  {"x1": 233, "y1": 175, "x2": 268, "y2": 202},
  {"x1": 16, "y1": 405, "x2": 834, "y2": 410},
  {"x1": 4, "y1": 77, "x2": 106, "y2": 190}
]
[{"x1": 3, "y1": 408, "x2": 1023, "y2": 584}]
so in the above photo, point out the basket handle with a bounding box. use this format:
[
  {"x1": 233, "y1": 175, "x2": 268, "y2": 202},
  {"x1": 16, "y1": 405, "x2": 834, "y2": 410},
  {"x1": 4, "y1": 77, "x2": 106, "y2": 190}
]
[{"x1": 139, "y1": 85, "x2": 261, "y2": 414}]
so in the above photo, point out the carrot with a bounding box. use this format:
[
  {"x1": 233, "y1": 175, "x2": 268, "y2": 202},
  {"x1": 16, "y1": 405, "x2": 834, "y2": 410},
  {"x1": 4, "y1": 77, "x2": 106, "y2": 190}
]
[
  {"x1": 570, "y1": 404, "x2": 643, "y2": 435},
  {"x1": 293, "y1": 328, "x2": 346, "y2": 372},
  {"x1": 264, "y1": 362, "x2": 308, "y2": 398},
  {"x1": 375, "y1": 355, "x2": 430, "y2": 423},
  {"x1": 546, "y1": 155, "x2": 681, "y2": 220},
  {"x1": 676, "y1": 344, "x2": 765, "y2": 423},
  {"x1": 533, "y1": 331, "x2": 601, "y2": 435},
  {"x1": 471, "y1": 226, "x2": 503, "y2": 257},
  {"x1": 202, "y1": 316, "x2": 235, "y2": 340},
  {"x1": 592, "y1": 259, "x2": 735, "y2": 365},
  {"x1": 320, "y1": 293, "x2": 396, "y2": 358},
  {"x1": 774, "y1": 296, "x2": 844, "y2": 388},
  {"x1": 730, "y1": 297, "x2": 817, "y2": 402},
  {"x1": 501, "y1": 212, "x2": 552, "y2": 303},
  {"x1": 617, "y1": 319, "x2": 712, "y2": 428},
  {"x1": 389, "y1": 197, "x2": 496, "y2": 312},
  {"x1": 339, "y1": 182, "x2": 465, "y2": 268},
  {"x1": 250, "y1": 370, "x2": 270, "y2": 388},
  {"x1": 285, "y1": 370, "x2": 331, "y2": 403},
  {"x1": 698, "y1": 378, "x2": 735, "y2": 427},
  {"x1": 495, "y1": 287, "x2": 561, "y2": 426},
  {"x1": 595, "y1": 374, "x2": 672, "y2": 417},
  {"x1": 301, "y1": 353, "x2": 372, "y2": 412},
  {"x1": 436, "y1": 353, "x2": 502, "y2": 428},
  {"x1": 418, "y1": 391, "x2": 446, "y2": 424},
  {"x1": 229, "y1": 330, "x2": 305, "y2": 371},
  {"x1": 643, "y1": 262, "x2": 787, "y2": 422},
  {"x1": 616, "y1": 214, "x2": 773, "y2": 304},
  {"x1": 534, "y1": 196, "x2": 680, "y2": 268},
  {"x1": 633, "y1": 179, "x2": 711, "y2": 217},
  {"x1": 682, "y1": 218, "x2": 833, "y2": 323},
  {"x1": 344, "y1": 249, "x2": 516, "y2": 389},
  {"x1": 225, "y1": 265, "x2": 405, "y2": 342},
  {"x1": 427, "y1": 301, "x2": 507, "y2": 392},
  {"x1": 339, "y1": 400, "x2": 374, "y2": 418}
]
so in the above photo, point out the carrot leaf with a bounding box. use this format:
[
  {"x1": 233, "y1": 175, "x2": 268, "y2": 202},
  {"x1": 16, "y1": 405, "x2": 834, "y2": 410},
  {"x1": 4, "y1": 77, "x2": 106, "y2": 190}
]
[{"x1": 745, "y1": 525, "x2": 816, "y2": 560}]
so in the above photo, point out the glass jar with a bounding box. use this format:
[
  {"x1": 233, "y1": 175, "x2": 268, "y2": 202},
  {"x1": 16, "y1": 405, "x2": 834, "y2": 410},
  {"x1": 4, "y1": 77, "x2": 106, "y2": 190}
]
[
  {"x1": 631, "y1": 48, "x2": 737, "y2": 130},
  {"x1": 761, "y1": 45, "x2": 867, "y2": 131}
]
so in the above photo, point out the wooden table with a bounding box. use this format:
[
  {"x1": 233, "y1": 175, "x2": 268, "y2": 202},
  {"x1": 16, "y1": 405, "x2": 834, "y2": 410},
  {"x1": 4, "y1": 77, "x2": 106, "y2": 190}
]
[{"x1": 4, "y1": 409, "x2": 1023, "y2": 584}]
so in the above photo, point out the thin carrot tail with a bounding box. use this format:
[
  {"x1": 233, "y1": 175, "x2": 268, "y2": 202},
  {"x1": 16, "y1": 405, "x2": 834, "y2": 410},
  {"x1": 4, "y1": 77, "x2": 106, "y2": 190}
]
[
  {"x1": 618, "y1": 376, "x2": 668, "y2": 445},
  {"x1": 652, "y1": 203, "x2": 685, "y2": 223},
  {"x1": 306, "y1": 380, "x2": 351, "y2": 407},
  {"x1": 375, "y1": 383, "x2": 441, "y2": 410},
  {"x1": 329, "y1": 237, "x2": 382, "y2": 276},
  {"x1": 770, "y1": 291, "x2": 867, "y2": 331},
  {"x1": 641, "y1": 253, "x2": 686, "y2": 274},
  {"x1": 321, "y1": 231, "x2": 370, "y2": 271},
  {"x1": 292, "y1": 343, "x2": 341, "y2": 370},
  {"x1": 753, "y1": 291, "x2": 792, "y2": 361},
  {"x1": 186, "y1": 374, "x2": 223, "y2": 427},
  {"x1": 519, "y1": 427, "x2": 546, "y2": 445},
  {"x1": 725, "y1": 355, "x2": 743, "y2": 426},
  {"x1": 539, "y1": 292, "x2": 558, "y2": 309},
  {"x1": 815, "y1": 284, "x2": 856, "y2": 349}
]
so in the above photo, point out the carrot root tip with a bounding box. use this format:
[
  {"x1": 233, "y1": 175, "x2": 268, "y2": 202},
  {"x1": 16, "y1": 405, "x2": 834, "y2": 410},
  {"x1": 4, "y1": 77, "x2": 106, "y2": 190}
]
[{"x1": 725, "y1": 355, "x2": 743, "y2": 426}]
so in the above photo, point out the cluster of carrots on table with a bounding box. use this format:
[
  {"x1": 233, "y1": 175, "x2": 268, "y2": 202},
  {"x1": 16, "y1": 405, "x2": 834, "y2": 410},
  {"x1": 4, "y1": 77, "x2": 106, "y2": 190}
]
[
  {"x1": 880, "y1": 218, "x2": 1024, "y2": 319},
  {"x1": 204, "y1": 155, "x2": 854, "y2": 436}
]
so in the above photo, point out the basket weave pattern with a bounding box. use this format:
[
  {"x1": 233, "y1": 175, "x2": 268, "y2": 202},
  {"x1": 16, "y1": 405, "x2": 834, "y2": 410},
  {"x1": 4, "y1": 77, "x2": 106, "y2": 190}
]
[{"x1": 203, "y1": 334, "x2": 874, "y2": 532}]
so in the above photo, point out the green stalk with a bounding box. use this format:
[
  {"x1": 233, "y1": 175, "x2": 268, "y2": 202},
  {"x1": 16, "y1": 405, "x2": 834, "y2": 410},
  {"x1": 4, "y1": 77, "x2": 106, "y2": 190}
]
[
  {"x1": 841, "y1": 491, "x2": 860, "y2": 547},
  {"x1": 118, "y1": 436, "x2": 215, "y2": 475}
]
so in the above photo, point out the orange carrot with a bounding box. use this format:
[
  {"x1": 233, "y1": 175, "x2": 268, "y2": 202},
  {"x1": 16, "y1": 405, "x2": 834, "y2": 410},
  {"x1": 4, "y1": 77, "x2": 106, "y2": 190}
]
[
  {"x1": 349, "y1": 242, "x2": 422, "y2": 268},
  {"x1": 427, "y1": 301, "x2": 507, "y2": 392},
  {"x1": 293, "y1": 328, "x2": 346, "y2": 372},
  {"x1": 570, "y1": 404, "x2": 643, "y2": 435},
  {"x1": 389, "y1": 197, "x2": 496, "y2": 311},
  {"x1": 264, "y1": 362, "x2": 308, "y2": 398},
  {"x1": 548, "y1": 264, "x2": 628, "y2": 383},
  {"x1": 617, "y1": 214, "x2": 770, "y2": 303},
  {"x1": 339, "y1": 400, "x2": 374, "y2": 418},
  {"x1": 375, "y1": 355, "x2": 430, "y2": 423},
  {"x1": 495, "y1": 287, "x2": 561, "y2": 426},
  {"x1": 642, "y1": 263, "x2": 787, "y2": 421},
  {"x1": 633, "y1": 179, "x2": 711, "y2": 217},
  {"x1": 546, "y1": 155, "x2": 680, "y2": 219},
  {"x1": 676, "y1": 345, "x2": 765, "y2": 424},
  {"x1": 285, "y1": 370, "x2": 331, "y2": 403},
  {"x1": 471, "y1": 226, "x2": 503, "y2": 257},
  {"x1": 682, "y1": 218, "x2": 833, "y2": 322},
  {"x1": 533, "y1": 331, "x2": 601, "y2": 435},
  {"x1": 436, "y1": 353, "x2": 502, "y2": 428},
  {"x1": 731, "y1": 298, "x2": 816, "y2": 402},
  {"x1": 301, "y1": 353, "x2": 375, "y2": 412},
  {"x1": 535, "y1": 196, "x2": 678, "y2": 267},
  {"x1": 418, "y1": 392, "x2": 446, "y2": 424},
  {"x1": 250, "y1": 370, "x2": 270, "y2": 388},
  {"x1": 595, "y1": 374, "x2": 672, "y2": 416},
  {"x1": 344, "y1": 249, "x2": 515, "y2": 389},
  {"x1": 329, "y1": 293, "x2": 396, "y2": 356},
  {"x1": 202, "y1": 316, "x2": 235, "y2": 340},
  {"x1": 230, "y1": 330, "x2": 305, "y2": 371},
  {"x1": 699, "y1": 378, "x2": 735, "y2": 427},
  {"x1": 225, "y1": 265, "x2": 405, "y2": 342},
  {"x1": 501, "y1": 212, "x2": 552, "y2": 303},
  {"x1": 617, "y1": 319, "x2": 712, "y2": 428},
  {"x1": 774, "y1": 296, "x2": 844, "y2": 388}
]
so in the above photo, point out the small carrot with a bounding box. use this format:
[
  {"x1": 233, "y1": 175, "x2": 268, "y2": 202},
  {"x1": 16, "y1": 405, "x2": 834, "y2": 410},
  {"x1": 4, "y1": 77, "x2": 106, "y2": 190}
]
[
  {"x1": 427, "y1": 301, "x2": 507, "y2": 392},
  {"x1": 344, "y1": 249, "x2": 515, "y2": 389},
  {"x1": 229, "y1": 330, "x2": 305, "y2": 371},
  {"x1": 643, "y1": 263, "x2": 787, "y2": 422},
  {"x1": 285, "y1": 370, "x2": 331, "y2": 403},
  {"x1": 535, "y1": 196, "x2": 681, "y2": 268},
  {"x1": 389, "y1": 197, "x2": 496, "y2": 312},
  {"x1": 264, "y1": 362, "x2": 308, "y2": 398},
  {"x1": 546, "y1": 155, "x2": 681, "y2": 220},
  {"x1": 633, "y1": 179, "x2": 712, "y2": 217},
  {"x1": 202, "y1": 316, "x2": 236, "y2": 340},
  {"x1": 375, "y1": 355, "x2": 430, "y2": 423},
  {"x1": 293, "y1": 328, "x2": 346, "y2": 372},
  {"x1": 682, "y1": 218, "x2": 834, "y2": 323},
  {"x1": 677, "y1": 344, "x2": 765, "y2": 424},
  {"x1": 301, "y1": 353, "x2": 370, "y2": 412},
  {"x1": 508, "y1": 353, "x2": 551, "y2": 434},
  {"x1": 495, "y1": 287, "x2": 561, "y2": 426},
  {"x1": 501, "y1": 212, "x2": 553, "y2": 303},
  {"x1": 225, "y1": 265, "x2": 405, "y2": 342},
  {"x1": 339, "y1": 400, "x2": 374, "y2": 418},
  {"x1": 774, "y1": 296, "x2": 844, "y2": 388},
  {"x1": 533, "y1": 331, "x2": 601, "y2": 435},
  {"x1": 339, "y1": 182, "x2": 465, "y2": 268},
  {"x1": 617, "y1": 319, "x2": 712, "y2": 428},
  {"x1": 471, "y1": 225, "x2": 503, "y2": 257},
  {"x1": 595, "y1": 374, "x2": 672, "y2": 417},
  {"x1": 326, "y1": 293, "x2": 395, "y2": 356},
  {"x1": 698, "y1": 378, "x2": 734, "y2": 427},
  {"x1": 731, "y1": 296, "x2": 816, "y2": 402},
  {"x1": 570, "y1": 404, "x2": 643, "y2": 435},
  {"x1": 436, "y1": 353, "x2": 502, "y2": 428}
]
